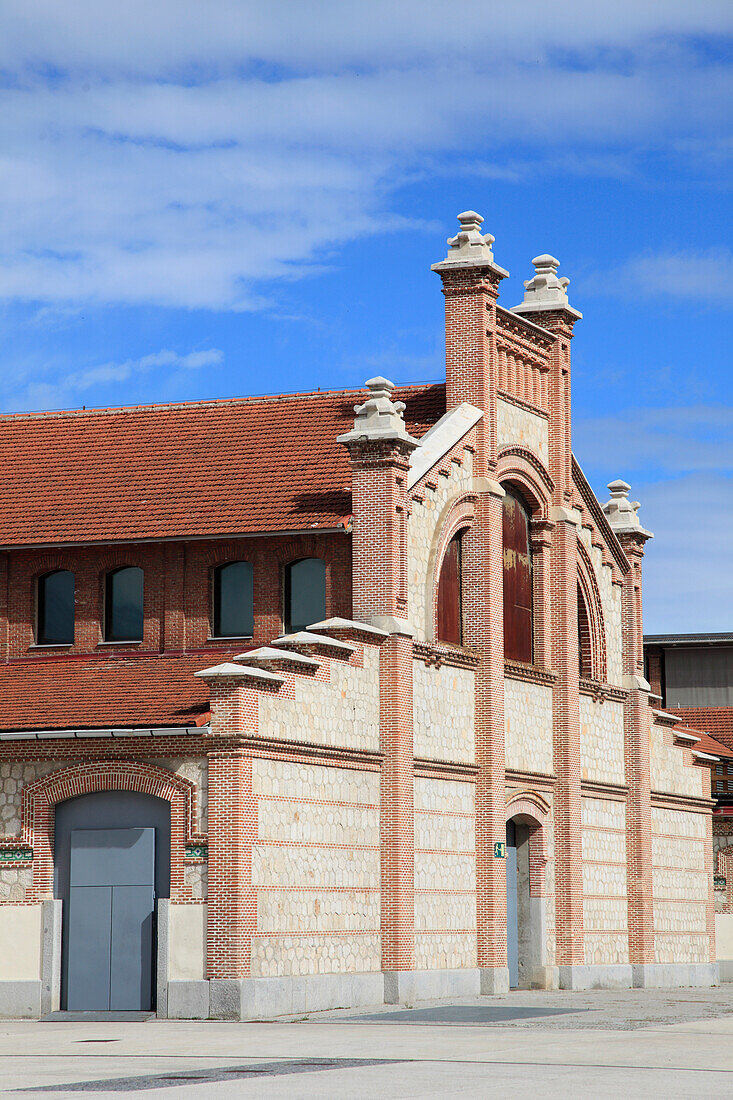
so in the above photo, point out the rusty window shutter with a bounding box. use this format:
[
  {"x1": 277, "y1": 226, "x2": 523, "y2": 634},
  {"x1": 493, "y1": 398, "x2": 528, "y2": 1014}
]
[
  {"x1": 437, "y1": 534, "x2": 462, "y2": 645},
  {"x1": 503, "y1": 490, "x2": 533, "y2": 663}
]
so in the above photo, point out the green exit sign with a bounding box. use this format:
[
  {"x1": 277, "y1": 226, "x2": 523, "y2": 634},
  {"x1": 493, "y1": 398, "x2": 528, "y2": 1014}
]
[{"x1": 493, "y1": 842, "x2": 506, "y2": 859}]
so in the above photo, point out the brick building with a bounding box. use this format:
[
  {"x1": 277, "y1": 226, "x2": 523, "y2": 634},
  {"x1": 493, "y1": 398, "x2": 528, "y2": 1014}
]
[
  {"x1": 645, "y1": 633, "x2": 733, "y2": 974},
  {"x1": 0, "y1": 212, "x2": 722, "y2": 1019}
]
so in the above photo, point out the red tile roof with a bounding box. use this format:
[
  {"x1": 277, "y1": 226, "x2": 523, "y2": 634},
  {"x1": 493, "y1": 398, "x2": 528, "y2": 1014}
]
[
  {"x1": 0, "y1": 383, "x2": 445, "y2": 547},
  {"x1": 673, "y1": 708, "x2": 733, "y2": 752},
  {"x1": 687, "y1": 730, "x2": 733, "y2": 759},
  {"x1": 0, "y1": 654, "x2": 215, "y2": 731}
]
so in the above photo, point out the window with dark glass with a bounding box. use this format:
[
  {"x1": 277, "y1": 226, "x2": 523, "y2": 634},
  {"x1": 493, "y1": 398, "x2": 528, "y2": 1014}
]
[
  {"x1": 577, "y1": 583, "x2": 592, "y2": 679},
  {"x1": 104, "y1": 566, "x2": 144, "y2": 642},
  {"x1": 213, "y1": 561, "x2": 254, "y2": 638},
  {"x1": 502, "y1": 488, "x2": 533, "y2": 664},
  {"x1": 436, "y1": 533, "x2": 462, "y2": 645},
  {"x1": 284, "y1": 558, "x2": 326, "y2": 633},
  {"x1": 37, "y1": 570, "x2": 75, "y2": 645}
]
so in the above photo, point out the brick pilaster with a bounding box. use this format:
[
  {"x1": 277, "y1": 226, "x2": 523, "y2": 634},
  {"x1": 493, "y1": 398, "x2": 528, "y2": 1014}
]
[
  {"x1": 205, "y1": 749, "x2": 257, "y2": 980},
  {"x1": 618, "y1": 535, "x2": 655, "y2": 969}
]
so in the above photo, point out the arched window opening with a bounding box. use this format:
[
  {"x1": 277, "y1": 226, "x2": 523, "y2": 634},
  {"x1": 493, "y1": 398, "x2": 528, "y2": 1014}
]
[
  {"x1": 284, "y1": 557, "x2": 326, "y2": 634},
  {"x1": 436, "y1": 533, "x2": 462, "y2": 645},
  {"x1": 502, "y1": 488, "x2": 533, "y2": 664},
  {"x1": 577, "y1": 582, "x2": 593, "y2": 679},
  {"x1": 37, "y1": 569, "x2": 75, "y2": 645},
  {"x1": 213, "y1": 561, "x2": 254, "y2": 638},
  {"x1": 105, "y1": 566, "x2": 144, "y2": 642}
]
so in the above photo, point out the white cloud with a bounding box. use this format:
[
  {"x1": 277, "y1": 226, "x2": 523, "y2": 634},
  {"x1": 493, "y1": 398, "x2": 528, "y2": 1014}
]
[
  {"x1": 584, "y1": 249, "x2": 733, "y2": 304},
  {"x1": 3, "y1": 347, "x2": 223, "y2": 411},
  {"x1": 0, "y1": 3, "x2": 729, "y2": 309}
]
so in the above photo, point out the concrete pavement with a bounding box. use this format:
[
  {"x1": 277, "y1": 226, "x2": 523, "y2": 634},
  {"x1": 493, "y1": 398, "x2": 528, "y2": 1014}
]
[{"x1": 0, "y1": 988, "x2": 732, "y2": 1097}]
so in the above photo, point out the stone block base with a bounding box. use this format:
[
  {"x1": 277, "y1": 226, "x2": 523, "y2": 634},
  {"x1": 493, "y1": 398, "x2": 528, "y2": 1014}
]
[
  {"x1": 632, "y1": 963, "x2": 719, "y2": 989},
  {"x1": 0, "y1": 981, "x2": 41, "y2": 1018},
  {"x1": 384, "y1": 968, "x2": 481, "y2": 1005},
  {"x1": 718, "y1": 961, "x2": 733, "y2": 983},
  {"x1": 209, "y1": 972, "x2": 385, "y2": 1020},
  {"x1": 558, "y1": 965, "x2": 633, "y2": 991},
  {"x1": 479, "y1": 967, "x2": 510, "y2": 995},
  {"x1": 529, "y1": 966, "x2": 560, "y2": 990},
  {"x1": 167, "y1": 981, "x2": 210, "y2": 1019}
]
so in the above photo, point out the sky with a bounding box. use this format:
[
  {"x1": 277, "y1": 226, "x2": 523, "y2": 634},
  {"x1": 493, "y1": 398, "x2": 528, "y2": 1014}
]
[{"x1": 0, "y1": 1, "x2": 731, "y2": 633}]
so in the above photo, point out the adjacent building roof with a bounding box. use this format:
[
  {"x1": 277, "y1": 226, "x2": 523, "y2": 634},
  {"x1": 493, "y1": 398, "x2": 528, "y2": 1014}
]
[
  {"x1": 644, "y1": 634, "x2": 733, "y2": 647},
  {"x1": 0, "y1": 654, "x2": 213, "y2": 732},
  {"x1": 0, "y1": 384, "x2": 445, "y2": 548},
  {"x1": 673, "y1": 707, "x2": 733, "y2": 750}
]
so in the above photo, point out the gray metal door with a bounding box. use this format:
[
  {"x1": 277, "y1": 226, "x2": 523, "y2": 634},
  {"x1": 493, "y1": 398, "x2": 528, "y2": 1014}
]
[
  {"x1": 66, "y1": 828, "x2": 155, "y2": 1011},
  {"x1": 506, "y1": 820, "x2": 519, "y2": 989}
]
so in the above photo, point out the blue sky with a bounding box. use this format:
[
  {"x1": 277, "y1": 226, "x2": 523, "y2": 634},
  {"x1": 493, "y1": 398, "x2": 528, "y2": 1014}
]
[{"x1": 0, "y1": 1, "x2": 731, "y2": 632}]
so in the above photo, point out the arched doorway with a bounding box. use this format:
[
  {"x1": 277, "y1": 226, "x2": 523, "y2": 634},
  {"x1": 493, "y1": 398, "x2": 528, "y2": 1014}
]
[
  {"x1": 505, "y1": 800, "x2": 549, "y2": 990},
  {"x1": 54, "y1": 791, "x2": 171, "y2": 1011}
]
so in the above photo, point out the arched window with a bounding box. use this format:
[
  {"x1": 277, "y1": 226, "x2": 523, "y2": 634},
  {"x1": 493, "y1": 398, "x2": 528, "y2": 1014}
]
[
  {"x1": 37, "y1": 569, "x2": 75, "y2": 645},
  {"x1": 104, "y1": 566, "x2": 144, "y2": 642},
  {"x1": 213, "y1": 561, "x2": 254, "y2": 638},
  {"x1": 577, "y1": 582, "x2": 593, "y2": 679},
  {"x1": 284, "y1": 558, "x2": 326, "y2": 634},
  {"x1": 436, "y1": 533, "x2": 462, "y2": 645},
  {"x1": 502, "y1": 488, "x2": 533, "y2": 663}
]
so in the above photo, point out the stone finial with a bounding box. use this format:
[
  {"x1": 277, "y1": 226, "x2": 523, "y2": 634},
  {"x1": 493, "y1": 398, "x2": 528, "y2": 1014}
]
[
  {"x1": 512, "y1": 254, "x2": 582, "y2": 319},
  {"x1": 431, "y1": 211, "x2": 509, "y2": 276},
  {"x1": 337, "y1": 377, "x2": 419, "y2": 449},
  {"x1": 602, "y1": 479, "x2": 653, "y2": 539}
]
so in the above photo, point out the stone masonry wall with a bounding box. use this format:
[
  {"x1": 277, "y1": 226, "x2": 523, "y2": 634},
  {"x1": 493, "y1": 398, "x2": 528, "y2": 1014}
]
[
  {"x1": 496, "y1": 397, "x2": 549, "y2": 464},
  {"x1": 414, "y1": 776, "x2": 477, "y2": 969},
  {"x1": 258, "y1": 645, "x2": 381, "y2": 753},
  {"x1": 650, "y1": 723, "x2": 705, "y2": 799},
  {"x1": 407, "y1": 450, "x2": 474, "y2": 641},
  {"x1": 651, "y1": 806, "x2": 709, "y2": 963},
  {"x1": 579, "y1": 698, "x2": 625, "y2": 786},
  {"x1": 413, "y1": 661, "x2": 475, "y2": 764},
  {"x1": 581, "y1": 796, "x2": 629, "y2": 966},
  {"x1": 504, "y1": 677, "x2": 554, "y2": 775},
  {"x1": 250, "y1": 757, "x2": 382, "y2": 977}
]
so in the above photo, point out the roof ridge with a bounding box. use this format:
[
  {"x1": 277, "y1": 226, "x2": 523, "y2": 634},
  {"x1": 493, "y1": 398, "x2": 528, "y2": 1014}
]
[{"x1": 0, "y1": 380, "x2": 445, "y2": 423}]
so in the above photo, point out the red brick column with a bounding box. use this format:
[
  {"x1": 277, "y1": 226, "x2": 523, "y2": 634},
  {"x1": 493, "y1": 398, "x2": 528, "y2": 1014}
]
[
  {"x1": 463, "y1": 484, "x2": 510, "y2": 992},
  {"x1": 618, "y1": 534, "x2": 655, "y2": 977},
  {"x1": 206, "y1": 749, "x2": 257, "y2": 985},
  {"x1": 380, "y1": 632, "x2": 415, "y2": 974}
]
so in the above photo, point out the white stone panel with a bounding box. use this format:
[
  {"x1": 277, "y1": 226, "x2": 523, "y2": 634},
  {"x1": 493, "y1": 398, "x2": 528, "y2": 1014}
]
[
  {"x1": 415, "y1": 851, "x2": 475, "y2": 892},
  {"x1": 414, "y1": 812, "x2": 474, "y2": 853},
  {"x1": 653, "y1": 868, "x2": 709, "y2": 901},
  {"x1": 503, "y1": 678, "x2": 554, "y2": 775},
  {"x1": 652, "y1": 807, "x2": 707, "y2": 840},
  {"x1": 584, "y1": 934, "x2": 629, "y2": 966},
  {"x1": 581, "y1": 828, "x2": 626, "y2": 864},
  {"x1": 169, "y1": 903, "x2": 206, "y2": 981},
  {"x1": 184, "y1": 863, "x2": 207, "y2": 900},
  {"x1": 413, "y1": 661, "x2": 475, "y2": 764},
  {"x1": 415, "y1": 932, "x2": 477, "y2": 969},
  {"x1": 0, "y1": 905, "x2": 41, "y2": 980},
  {"x1": 497, "y1": 398, "x2": 549, "y2": 463},
  {"x1": 0, "y1": 761, "x2": 61, "y2": 836},
  {"x1": 251, "y1": 845, "x2": 380, "y2": 890},
  {"x1": 579, "y1": 700, "x2": 625, "y2": 786},
  {"x1": 583, "y1": 897, "x2": 628, "y2": 932},
  {"x1": 407, "y1": 452, "x2": 474, "y2": 641},
  {"x1": 654, "y1": 934, "x2": 710, "y2": 964},
  {"x1": 259, "y1": 646, "x2": 381, "y2": 753},
  {"x1": 652, "y1": 835, "x2": 706, "y2": 870},
  {"x1": 151, "y1": 757, "x2": 208, "y2": 832},
  {"x1": 0, "y1": 868, "x2": 33, "y2": 902},
  {"x1": 414, "y1": 893, "x2": 476, "y2": 932},
  {"x1": 251, "y1": 934, "x2": 381, "y2": 976},
  {"x1": 258, "y1": 799, "x2": 379, "y2": 848},
  {"x1": 650, "y1": 725, "x2": 704, "y2": 799},
  {"x1": 581, "y1": 797, "x2": 626, "y2": 831},
  {"x1": 653, "y1": 900, "x2": 707, "y2": 934},
  {"x1": 414, "y1": 777, "x2": 474, "y2": 815},
  {"x1": 251, "y1": 759, "x2": 380, "y2": 806},
  {"x1": 583, "y1": 861, "x2": 628, "y2": 897},
  {"x1": 257, "y1": 890, "x2": 380, "y2": 934}
]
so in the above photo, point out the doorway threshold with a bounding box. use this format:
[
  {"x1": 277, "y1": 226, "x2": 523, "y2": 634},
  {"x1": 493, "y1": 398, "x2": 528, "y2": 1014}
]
[{"x1": 41, "y1": 1011, "x2": 155, "y2": 1023}]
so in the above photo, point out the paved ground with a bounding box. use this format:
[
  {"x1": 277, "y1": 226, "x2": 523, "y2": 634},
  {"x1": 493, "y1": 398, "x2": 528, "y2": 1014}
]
[{"x1": 1, "y1": 987, "x2": 733, "y2": 1098}]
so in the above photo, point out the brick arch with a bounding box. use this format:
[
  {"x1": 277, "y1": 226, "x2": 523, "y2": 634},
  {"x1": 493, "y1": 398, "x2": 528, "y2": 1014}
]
[
  {"x1": 506, "y1": 789, "x2": 550, "y2": 898},
  {"x1": 424, "y1": 492, "x2": 477, "y2": 643},
  {"x1": 577, "y1": 540, "x2": 608, "y2": 682},
  {"x1": 22, "y1": 761, "x2": 195, "y2": 901},
  {"x1": 496, "y1": 447, "x2": 554, "y2": 520}
]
